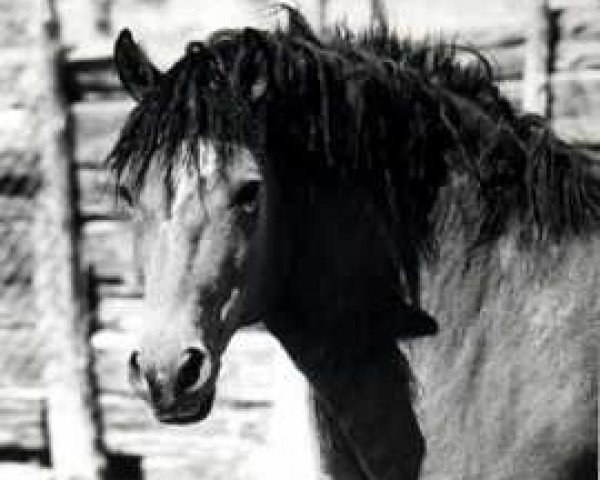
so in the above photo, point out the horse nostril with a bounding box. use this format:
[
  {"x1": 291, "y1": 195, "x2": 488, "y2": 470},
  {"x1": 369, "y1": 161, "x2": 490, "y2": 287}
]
[
  {"x1": 128, "y1": 350, "x2": 149, "y2": 397},
  {"x1": 129, "y1": 350, "x2": 141, "y2": 379},
  {"x1": 175, "y1": 348, "x2": 206, "y2": 395}
]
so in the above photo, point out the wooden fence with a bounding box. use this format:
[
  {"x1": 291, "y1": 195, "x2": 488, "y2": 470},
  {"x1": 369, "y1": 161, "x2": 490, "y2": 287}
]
[{"x1": 0, "y1": 0, "x2": 598, "y2": 478}]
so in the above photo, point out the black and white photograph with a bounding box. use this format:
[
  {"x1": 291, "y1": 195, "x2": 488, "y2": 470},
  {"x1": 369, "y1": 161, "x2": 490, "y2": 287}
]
[{"x1": 0, "y1": 0, "x2": 597, "y2": 478}]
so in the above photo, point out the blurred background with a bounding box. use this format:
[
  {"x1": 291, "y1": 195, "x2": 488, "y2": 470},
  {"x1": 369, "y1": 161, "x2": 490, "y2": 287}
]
[{"x1": 0, "y1": 0, "x2": 598, "y2": 479}]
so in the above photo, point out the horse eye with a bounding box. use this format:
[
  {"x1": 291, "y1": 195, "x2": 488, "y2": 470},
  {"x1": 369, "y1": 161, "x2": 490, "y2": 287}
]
[{"x1": 231, "y1": 180, "x2": 261, "y2": 212}]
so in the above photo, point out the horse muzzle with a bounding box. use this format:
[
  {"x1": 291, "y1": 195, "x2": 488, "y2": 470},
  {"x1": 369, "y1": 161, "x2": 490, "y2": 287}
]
[{"x1": 129, "y1": 346, "x2": 219, "y2": 424}]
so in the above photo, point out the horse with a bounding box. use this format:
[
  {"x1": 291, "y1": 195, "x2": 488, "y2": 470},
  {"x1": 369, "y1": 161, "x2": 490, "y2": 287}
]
[{"x1": 108, "y1": 8, "x2": 597, "y2": 479}]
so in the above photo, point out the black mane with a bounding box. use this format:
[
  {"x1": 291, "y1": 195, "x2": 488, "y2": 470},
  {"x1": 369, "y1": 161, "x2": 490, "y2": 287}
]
[{"x1": 109, "y1": 8, "x2": 600, "y2": 249}]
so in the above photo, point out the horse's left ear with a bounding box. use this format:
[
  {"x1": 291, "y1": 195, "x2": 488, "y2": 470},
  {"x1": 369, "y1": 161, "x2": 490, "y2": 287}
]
[
  {"x1": 276, "y1": 4, "x2": 321, "y2": 45},
  {"x1": 114, "y1": 29, "x2": 162, "y2": 102}
]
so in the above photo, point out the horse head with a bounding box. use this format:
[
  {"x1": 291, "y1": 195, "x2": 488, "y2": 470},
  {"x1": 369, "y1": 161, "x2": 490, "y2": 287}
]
[
  {"x1": 110, "y1": 20, "x2": 439, "y2": 425},
  {"x1": 111, "y1": 30, "x2": 271, "y2": 423}
]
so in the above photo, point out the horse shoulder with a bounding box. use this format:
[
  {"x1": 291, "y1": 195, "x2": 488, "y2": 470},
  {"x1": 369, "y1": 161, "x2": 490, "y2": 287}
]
[{"x1": 408, "y1": 234, "x2": 598, "y2": 480}]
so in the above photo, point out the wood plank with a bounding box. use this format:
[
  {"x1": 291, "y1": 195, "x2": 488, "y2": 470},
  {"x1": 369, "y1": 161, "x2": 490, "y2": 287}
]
[
  {"x1": 0, "y1": 216, "x2": 36, "y2": 319},
  {"x1": 95, "y1": 281, "x2": 145, "y2": 299},
  {"x1": 96, "y1": 296, "x2": 145, "y2": 331},
  {"x1": 78, "y1": 167, "x2": 130, "y2": 219},
  {"x1": 0, "y1": 197, "x2": 35, "y2": 221},
  {"x1": 140, "y1": 453, "x2": 258, "y2": 480},
  {"x1": 551, "y1": 71, "x2": 600, "y2": 145},
  {"x1": 456, "y1": 24, "x2": 526, "y2": 82},
  {"x1": 0, "y1": 48, "x2": 36, "y2": 109},
  {"x1": 552, "y1": 113, "x2": 600, "y2": 145},
  {"x1": 554, "y1": 7, "x2": 600, "y2": 72},
  {"x1": 0, "y1": 309, "x2": 36, "y2": 330},
  {"x1": 35, "y1": 8, "x2": 105, "y2": 465},
  {"x1": 0, "y1": 172, "x2": 39, "y2": 199},
  {"x1": 67, "y1": 57, "x2": 126, "y2": 101},
  {"x1": 0, "y1": 0, "x2": 37, "y2": 48},
  {"x1": 219, "y1": 331, "x2": 283, "y2": 404},
  {"x1": 549, "y1": 0, "x2": 599, "y2": 8},
  {"x1": 82, "y1": 219, "x2": 138, "y2": 287},
  {"x1": 0, "y1": 149, "x2": 38, "y2": 179},
  {"x1": 523, "y1": 0, "x2": 551, "y2": 116},
  {"x1": 95, "y1": 294, "x2": 268, "y2": 333},
  {"x1": 557, "y1": 6, "x2": 600, "y2": 42},
  {"x1": 480, "y1": 44, "x2": 525, "y2": 81},
  {"x1": 0, "y1": 108, "x2": 33, "y2": 155},
  {"x1": 0, "y1": 327, "x2": 45, "y2": 388},
  {"x1": 92, "y1": 330, "x2": 135, "y2": 395},
  {"x1": 555, "y1": 40, "x2": 600, "y2": 72},
  {"x1": 552, "y1": 71, "x2": 600, "y2": 118},
  {"x1": 0, "y1": 220, "x2": 32, "y2": 282},
  {"x1": 72, "y1": 100, "x2": 134, "y2": 168},
  {"x1": 460, "y1": 23, "x2": 526, "y2": 50},
  {"x1": 0, "y1": 390, "x2": 45, "y2": 450},
  {"x1": 35, "y1": 14, "x2": 105, "y2": 472},
  {"x1": 0, "y1": 218, "x2": 33, "y2": 312},
  {"x1": 0, "y1": 464, "x2": 52, "y2": 480}
]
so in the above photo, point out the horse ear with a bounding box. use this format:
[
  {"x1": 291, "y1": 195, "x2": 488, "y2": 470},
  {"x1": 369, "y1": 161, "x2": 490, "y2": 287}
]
[
  {"x1": 276, "y1": 4, "x2": 320, "y2": 45},
  {"x1": 114, "y1": 29, "x2": 162, "y2": 102}
]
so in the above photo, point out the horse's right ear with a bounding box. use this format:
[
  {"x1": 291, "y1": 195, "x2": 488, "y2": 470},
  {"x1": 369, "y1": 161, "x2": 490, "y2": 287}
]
[{"x1": 114, "y1": 29, "x2": 162, "y2": 102}]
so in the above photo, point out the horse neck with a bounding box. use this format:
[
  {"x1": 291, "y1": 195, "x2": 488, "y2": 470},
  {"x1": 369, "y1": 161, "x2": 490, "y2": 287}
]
[
  {"x1": 421, "y1": 177, "x2": 516, "y2": 327},
  {"x1": 260, "y1": 171, "x2": 404, "y2": 349},
  {"x1": 283, "y1": 176, "x2": 401, "y2": 317},
  {"x1": 419, "y1": 174, "x2": 598, "y2": 341},
  {"x1": 261, "y1": 173, "x2": 426, "y2": 480}
]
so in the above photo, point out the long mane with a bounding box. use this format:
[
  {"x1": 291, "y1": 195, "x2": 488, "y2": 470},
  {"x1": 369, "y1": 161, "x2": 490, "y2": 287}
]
[{"x1": 108, "y1": 8, "x2": 600, "y2": 250}]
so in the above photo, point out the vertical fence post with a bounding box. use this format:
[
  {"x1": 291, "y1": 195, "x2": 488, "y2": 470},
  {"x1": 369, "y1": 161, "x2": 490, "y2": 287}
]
[
  {"x1": 34, "y1": 0, "x2": 104, "y2": 478},
  {"x1": 523, "y1": 0, "x2": 552, "y2": 116},
  {"x1": 370, "y1": 0, "x2": 387, "y2": 29},
  {"x1": 92, "y1": 0, "x2": 113, "y2": 35},
  {"x1": 318, "y1": 0, "x2": 328, "y2": 35}
]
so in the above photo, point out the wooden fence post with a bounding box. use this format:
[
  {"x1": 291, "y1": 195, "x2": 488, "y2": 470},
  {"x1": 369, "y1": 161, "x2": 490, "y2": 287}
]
[
  {"x1": 34, "y1": 0, "x2": 104, "y2": 478},
  {"x1": 370, "y1": 0, "x2": 387, "y2": 29},
  {"x1": 523, "y1": 0, "x2": 552, "y2": 116},
  {"x1": 318, "y1": 0, "x2": 328, "y2": 34}
]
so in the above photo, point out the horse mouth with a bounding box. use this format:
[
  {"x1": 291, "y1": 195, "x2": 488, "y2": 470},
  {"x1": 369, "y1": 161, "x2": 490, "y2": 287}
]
[{"x1": 155, "y1": 387, "x2": 216, "y2": 425}]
